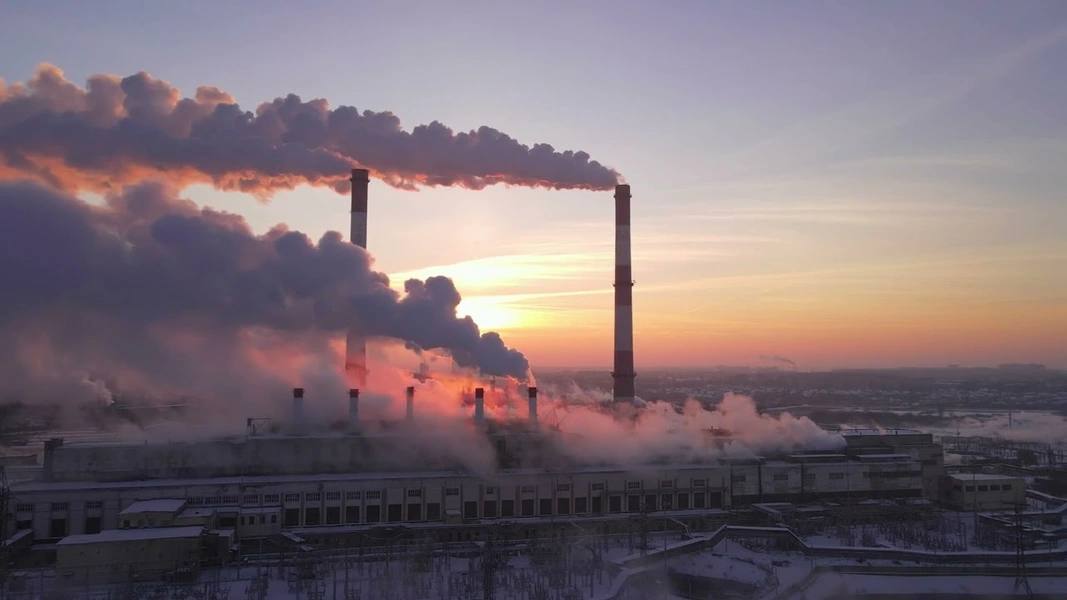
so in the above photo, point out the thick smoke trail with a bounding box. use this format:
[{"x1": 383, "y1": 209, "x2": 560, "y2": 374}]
[
  {"x1": 759, "y1": 354, "x2": 797, "y2": 369},
  {"x1": 0, "y1": 179, "x2": 529, "y2": 408},
  {"x1": 0, "y1": 64, "x2": 621, "y2": 196}
]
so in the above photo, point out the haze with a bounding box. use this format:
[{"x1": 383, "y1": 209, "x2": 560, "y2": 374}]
[{"x1": 3, "y1": 0, "x2": 1065, "y2": 371}]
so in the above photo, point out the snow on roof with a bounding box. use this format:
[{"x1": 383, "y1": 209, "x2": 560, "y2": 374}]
[
  {"x1": 240, "y1": 506, "x2": 282, "y2": 515},
  {"x1": 57, "y1": 526, "x2": 204, "y2": 546},
  {"x1": 177, "y1": 507, "x2": 216, "y2": 518},
  {"x1": 119, "y1": 499, "x2": 187, "y2": 515}
]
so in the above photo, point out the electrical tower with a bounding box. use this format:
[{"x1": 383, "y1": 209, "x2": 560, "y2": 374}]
[
  {"x1": 0, "y1": 466, "x2": 10, "y2": 593},
  {"x1": 1014, "y1": 501, "x2": 1033, "y2": 598}
]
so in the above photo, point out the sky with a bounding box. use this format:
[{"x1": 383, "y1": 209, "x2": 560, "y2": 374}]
[{"x1": 2, "y1": 0, "x2": 1066, "y2": 371}]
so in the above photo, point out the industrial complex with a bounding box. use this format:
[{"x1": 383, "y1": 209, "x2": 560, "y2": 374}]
[{"x1": 0, "y1": 176, "x2": 1062, "y2": 598}]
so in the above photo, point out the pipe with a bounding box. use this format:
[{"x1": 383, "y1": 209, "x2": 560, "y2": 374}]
[
  {"x1": 406, "y1": 386, "x2": 415, "y2": 422},
  {"x1": 348, "y1": 389, "x2": 359, "y2": 432},
  {"x1": 474, "y1": 387, "x2": 485, "y2": 427},
  {"x1": 345, "y1": 168, "x2": 370, "y2": 388},
  {"x1": 292, "y1": 387, "x2": 305, "y2": 425},
  {"x1": 528, "y1": 386, "x2": 538, "y2": 425},
  {"x1": 612, "y1": 184, "x2": 636, "y2": 403}
]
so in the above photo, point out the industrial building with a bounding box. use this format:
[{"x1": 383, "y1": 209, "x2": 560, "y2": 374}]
[{"x1": 945, "y1": 473, "x2": 1026, "y2": 511}]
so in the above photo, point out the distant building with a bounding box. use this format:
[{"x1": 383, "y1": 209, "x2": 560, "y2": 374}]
[{"x1": 944, "y1": 473, "x2": 1025, "y2": 511}]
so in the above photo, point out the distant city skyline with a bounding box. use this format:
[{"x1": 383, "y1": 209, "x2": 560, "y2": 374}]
[{"x1": 2, "y1": 0, "x2": 1066, "y2": 371}]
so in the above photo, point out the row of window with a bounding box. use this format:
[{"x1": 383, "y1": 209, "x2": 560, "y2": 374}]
[{"x1": 956, "y1": 483, "x2": 1013, "y2": 493}]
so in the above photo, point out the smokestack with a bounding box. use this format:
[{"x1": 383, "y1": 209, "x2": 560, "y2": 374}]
[
  {"x1": 405, "y1": 386, "x2": 415, "y2": 422},
  {"x1": 345, "y1": 168, "x2": 370, "y2": 388},
  {"x1": 347, "y1": 389, "x2": 359, "y2": 432},
  {"x1": 474, "y1": 387, "x2": 485, "y2": 427},
  {"x1": 527, "y1": 386, "x2": 538, "y2": 425},
  {"x1": 612, "y1": 184, "x2": 636, "y2": 404},
  {"x1": 292, "y1": 387, "x2": 305, "y2": 425}
]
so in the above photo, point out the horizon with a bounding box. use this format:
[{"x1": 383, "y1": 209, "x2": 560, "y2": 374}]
[{"x1": 2, "y1": 0, "x2": 1066, "y2": 379}]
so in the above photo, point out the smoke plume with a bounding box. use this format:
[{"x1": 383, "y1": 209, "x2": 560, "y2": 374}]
[
  {"x1": 0, "y1": 179, "x2": 528, "y2": 407},
  {"x1": 0, "y1": 64, "x2": 621, "y2": 196},
  {"x1": 759, "y1": 354, "x2": 797, "y2": 369}
]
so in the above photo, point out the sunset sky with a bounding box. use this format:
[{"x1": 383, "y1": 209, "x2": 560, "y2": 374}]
[{"x1": 3, "y1": 0, "x2": 1066, "y2": 370}]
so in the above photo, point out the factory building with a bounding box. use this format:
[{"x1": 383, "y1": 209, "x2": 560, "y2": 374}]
[{"x1": 945, "y1": 473, "x2": 1026, "y2": 512}]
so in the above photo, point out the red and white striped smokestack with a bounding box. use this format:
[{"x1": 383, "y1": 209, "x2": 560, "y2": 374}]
[
  {"x1": 612, "y1": 184, "x2": 636, "y2": 404},
  {"x1": 345, "y1": 168, "x2": 370, "y2": 388}
]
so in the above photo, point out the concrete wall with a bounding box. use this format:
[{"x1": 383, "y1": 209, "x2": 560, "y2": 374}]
[{"x1": 56, "y1": 535, "x2": 203, "y2": 584}]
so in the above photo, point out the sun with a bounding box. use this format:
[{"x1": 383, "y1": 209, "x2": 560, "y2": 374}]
[{"x1": 459, "y1": 296, "x2": 526, "y2": 331}]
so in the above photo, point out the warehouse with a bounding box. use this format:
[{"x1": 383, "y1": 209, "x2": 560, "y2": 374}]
[
  {"x1": 945, "y1": 473, "x2": 1026, "y2": 511},
  {"x1": 55, "y1": 526, "x2": 206, "y2": 584}
]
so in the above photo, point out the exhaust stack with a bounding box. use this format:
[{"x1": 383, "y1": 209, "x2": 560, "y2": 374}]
[
  {"x1": 406, "y1": 386, "x2": 415, "y2": 422},
  {"x1": 292, "y1": 387, "x2": 305, "y2": 425},
  {"x1": 345, "y1": 168, "x2": 370, "y2": 388},
  {"x1": 612, "y1": 184, "x2": 636, "y2": 404},
  {"x1": 348, "y1": 389, "x2": 359, "y2": 432},
  {"x1": 474, "y1": 387, "x2": 486, "y2": 427},
  {"x1": 527, "y1": 387, "x2": 538, "y2": 425}
]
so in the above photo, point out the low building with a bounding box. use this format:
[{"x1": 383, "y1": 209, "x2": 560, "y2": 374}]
[
  {"x1": 945, "y1": 473, "x2": 1026, "y2": 511},
  {"x1": 56, "y1": 526, "x2": 205, "y2": 584},
  {"x1": 118, "y1": 499, "x2": 187, "y2": 528}
]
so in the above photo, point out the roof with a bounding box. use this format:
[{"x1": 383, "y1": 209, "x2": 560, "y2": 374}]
[
  {"x1": 177, "y1": 507, "x2": 216, "y2": 519},
  {"x1": 119, "y1": 499, "x2": 187, "y2": 515},
  {"x1": 57, "y1": 526, "x2": 205, "y2": 546},
  {"x1": 948, "y1": 473, "x2": 1022, "y2": 482},
  {"x1": 240, "y1": 506, "x2": 282, "y2": 515}
]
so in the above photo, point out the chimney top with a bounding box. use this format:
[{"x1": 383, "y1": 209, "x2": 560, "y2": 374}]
[
  {"x1": 350, "y1": 168, "x2": 370, "y2": 182},
  {"x1": 406, "y1": 386, "x2": 415, "y2": 394},
  {"x1": 348, "y1": 388, "x2": 359, "y2": 398},
  {"x1": 292, "y1": 387, "x2": 305, "y2": 398},
  {"x1": 474, "y1": 387, "x2": 484, "y2": 398},
  {"x1": 528, "y1": 386, "x2": 538, "y2": 397},
  {"x1": 614, "y1": 184, "x2": 631, "y2": 198}
]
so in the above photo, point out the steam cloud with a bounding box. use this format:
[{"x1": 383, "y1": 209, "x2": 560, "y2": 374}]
[
  {"x1": 0, "y1": 64, "x2": 621, "y2": 196},
  {"x1": 0, "y1": 179, "x2": 528, "y2": 406}
]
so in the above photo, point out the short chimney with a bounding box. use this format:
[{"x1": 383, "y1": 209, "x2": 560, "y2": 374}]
[
  {"x1": 474, "y1": 387, "x2": 486, "y2": 426},
  {"x1": 292, "y1": 387, "x2": 305, "y2": 425},
  {"x1": 406, "y1": 386, "x2": 415, "y2": 422},
  {"x1": 527, "y1": 386, "x2": 538, "y2": 425},
  {"x1": 348, "y1": 389, "x2": 359, "y2": 432}
]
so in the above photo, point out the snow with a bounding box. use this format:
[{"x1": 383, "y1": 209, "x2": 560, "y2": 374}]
[
  {"x1": 118, "y1": 498, "x2": 187, "y2": 515},
  {"x1": 790, "y1": 574, "x2": 1067, "y2": 599},
  {"x1": 57, "y1": 526, "x2": 205, "y2": 545}
]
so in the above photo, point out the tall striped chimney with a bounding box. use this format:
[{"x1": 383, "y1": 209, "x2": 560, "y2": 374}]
[
  {"x1": 612, "y1": 184, "x2": 636, "y2": 404},
  {"x1": 347, "y1": 389, "x2": 359, "y2": 432},
  {"x1": 346, "y1": 168, "x2": 370, "y2": 388},
  {"x1": 527, "y1": 386, "x2": 538, "y2": 425},
  {"x1": 405, "y1": 386, "x2": 415, "y2": 422},
  {"x1": 474, "y1": 387, "x2": 486, "y2": 427}
]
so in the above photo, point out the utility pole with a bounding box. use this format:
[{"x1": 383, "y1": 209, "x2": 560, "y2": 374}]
[{"x1": 1014, "y1": 501, "x2": 1033, "y2": 598}]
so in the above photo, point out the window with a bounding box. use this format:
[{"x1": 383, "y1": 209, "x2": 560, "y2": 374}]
[
  {"x1": 608, "y1": 496, "x2": 621, "y2": 513},
  {"x1": 575, "y1": 497, "x2": 588, "y2": 514},
  {"x1": 829, "y1": 473, "x2": 845, "y2": 481},
  {"x1": 346, "y1": 491, "x2": 361, "y2": 500},
  {"x1": 1003, "y1": 484, "x2": 1013, "y2": 491},
  {"x1": 305, "y1": 493, "x2": 321, "y2": 502},
  {"x1": 660, "y1": 480, "x2": 674, "y2": 488},
  {"x1": 989, "y1": 485, "x2": 1001, "y2": 491},
  {"x1": 520, "y1": 485, "x2": 535, "y2": 494},
  {"x1": 691, "y1": 479, "x2": 706, "y2": 488},
  {"x1": 464, "y1": 501, "x2": 478, "y2": 519},
  {"x1": 965, "y1": 486, "x2": 975, "y2": 492},
  {"x1": 365, "y1": 505, "x2": 381, "y2": 523},
  {"x1": 50, "y1": 518, "x2": 67, "y2": 538},
  {"x1": 557, "y1": 498, "x2": 570, "y2": 515},
  {"x1": 627, "y1": 495, "x2": 641, "y2": 512},
  {"x1": 483, "y1": 501, "x2": 497, "y2": 518},
  {"x1": 592, "y1": 483, "x2": 605, "y2": 492},
  {"x1": 485, "y1": 486, "x2": 496, "y2": 494},
  {"x1": 84, "y1": 516, "x2": 101, "y2": 534},
  {"x1": 556, "y1": 484, "x2": 571, "y2": 492},
  {"x1": 445, "y1": 488, "x2": 460, "y2": 497},
  {"x1": 85, "y1": 501, "x2": 103, "y2": 510},
  {"x1": 284, "y1": 508, "x2": 300, "y2": 527},
  {"x1": 427, "y1": 503, "x2": 441, "y2": 520},
  {"x1": 387, "y1": 504, "x2": 402, "y2": 522},
  {"x1": 326, "y1": 506, "x2": 341, "y2": 525},
  {"x1": 243, "y1": 495, "x2": 260, "y2": 505},
  {"x1": 732, "y1": 475, "x2": 746, "y2": 483},
  {"x1": 204, "y1": 496, "x2": 221, "y2": 505},
  {"x1": 627, "y1": 481, "x2": 641, "y2": 490},
  {"x1": 408, "y1": 503, "x2": 422, "y2": 520},
  {"x1": 693, "y1": 493, "x2": 706, "y2": 509},
  {"x1": 677, "y1": 494, "x2": 689, "y2": 510},
  {"x1": 660, "y1": 494, "x2": 673, "y2": 511},
  {"x1": 539, "y1": 499, "x2": 553, "y2": 516},
  {"x1": 592, "y1": 496, "x2": 603, "y2": 513},
  {"x1": 122, "y1": 519, "x2": 131, "y2": 528},
  {"x1": 500, "y1": 500, "x2": 514, "y2": 517},
  {"x1": 187, "y1": 497, "x2": 204, "y2": 506},
  {"x1": 14, "y1": 503, "x2": 33, "y2": 513},
  {"x1": 644, "y1": 494, "x2": 657, "y2": 512},
  {"x1": 284, "y1": 493, "x2": 301, "y2": 503},
  {"x1": 407, "y1": 489, "x2": 422, "y2": 498},
  {"x1": 304, "y1": 507, "x2": 321, "y2": 526},
  {"x1": 521, "y1": 499, "x2": 535, "y2": 516},
  {"x1": 221, "y1": 495, "x2": 239, "y2": 505},
  {"x1": 803, "y1": 473, "x2": 816, "y2": 480},
  {"x1": 345, "y1": 506, "x2": 360, "y2": 524},
  {"x1": 263, "y1": 494, "x2": 280, "y2": 504},
  {"x1": 773, "y1": 474, "x2": 788, "y2": 482},
  {"x1": 365, "y1": 491, "x2": 381, "y2": 500},
  {"x1": 326, "y1": 492, "x2": 341, "y2": 501},
  {"x1": 50, "y1": 502, "x2": 69, "y2": 511},
  {"x1": 15, "y1": 520, "x2": 31, "y2": 531},
  {"x1": 978, "y1": 485, "x2": 989, "y2": 492}
]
